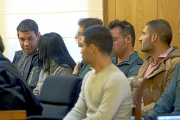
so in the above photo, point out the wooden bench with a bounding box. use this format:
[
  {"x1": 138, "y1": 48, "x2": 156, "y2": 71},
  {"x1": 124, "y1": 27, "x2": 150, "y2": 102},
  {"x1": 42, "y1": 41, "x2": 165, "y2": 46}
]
[{"x1": 0, "y1": 110, "x2": 26, "y2": 120}]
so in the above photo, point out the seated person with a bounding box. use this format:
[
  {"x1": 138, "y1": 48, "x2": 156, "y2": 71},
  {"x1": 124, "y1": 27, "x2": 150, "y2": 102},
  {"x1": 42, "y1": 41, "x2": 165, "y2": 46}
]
[
  {"x1": 13, "y1": 19, "x2": 41, "y2": 90},
  {"x1": 72, "y1": 18, "x2": 103, "y2": 78},
  {"x1": 109, "y1": 20, "x2": 143, "y2": 77},
  {"x1": 0, "y1": 36, "x2": 42, "y2": 116},
  {"x1": 133, "y1": 19, "x2": 180, "y2": 117},
  {"x1": 64, "y1": 25, "x2": 132, "y2": 120},
  {"x1": 33, "y1": 32, "x2": 76, "y2": 95},
  {"x1": 144, "y1": 30, "x2": 180, "y2": 120}
]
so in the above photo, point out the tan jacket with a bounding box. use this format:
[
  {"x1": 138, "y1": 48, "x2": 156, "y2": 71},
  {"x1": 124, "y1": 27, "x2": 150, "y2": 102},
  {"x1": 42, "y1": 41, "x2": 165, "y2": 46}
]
[{"x1": 133, "y1": 48, "x2": 180, "y2": 117}]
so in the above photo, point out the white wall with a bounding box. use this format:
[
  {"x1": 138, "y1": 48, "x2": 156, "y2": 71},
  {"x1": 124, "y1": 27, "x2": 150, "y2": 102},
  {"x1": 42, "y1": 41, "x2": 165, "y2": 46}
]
[{"x1": 0, "y1": 0, "x2": 103, "y2": 62}]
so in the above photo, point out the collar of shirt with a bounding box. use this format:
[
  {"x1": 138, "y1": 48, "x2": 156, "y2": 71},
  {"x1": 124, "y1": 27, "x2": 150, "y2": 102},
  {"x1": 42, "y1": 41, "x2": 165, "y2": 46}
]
[
  {"x1": 114, "y1": 51, "x2": 139, "y2": 66},
  {"x1": 149, "y1": 47, "x2": 173, "y2": 66},
  {"x1": 23, "y1": 49, "x2": 37, "y2": 56},
  {"x1": 144, "y1": 47, "x2": 173, "y2": 78}
]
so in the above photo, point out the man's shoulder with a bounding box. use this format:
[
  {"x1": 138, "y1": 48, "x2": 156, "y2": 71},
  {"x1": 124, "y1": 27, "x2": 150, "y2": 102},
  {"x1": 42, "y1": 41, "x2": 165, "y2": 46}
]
[
  {"x1": 136, "y1": 56, "x2": 143, "y2": 64},
  {"x1": 0, "y1": 55, "x2": 25, "y2": 81},
  {"x1": 31, "y1": 52, "x2": 39, "y2": 61},
  {"x1": 117, "y1": 52, "x2": 143, "y2": 66},
  {"x1": 0, "y1": 65, "x2": 17, "y2": 80},
  {"x1": 105, "y1": 66, "x2": 129, "y2": 87},
  {"x1": 12, "y1": 50, "x2": 23, "y2": 64},
  {"x1": 104, "y1": 64, "x2": 126, "y2": 79},
  {"x1": 15, "y1": 50, "x2": 23, "y2": 55},
  {"x1": 129, "y1": 52, "x2": 143, "y2": 69},
  {"x1": 164, "y1": 48, "x2": 180, "y2": 66},
  {"x1": 167, "y1": 48, "x2": 180, "y2": 58},
  {"x1": 14, "y1": 50, "x2": 38, "y2": 57},
  {"x1": 13, "y1": 50, "x2": 38, "y2": 63},
  {"x1": 129, "y1": 56, "x2": 143, "y2": 73}
]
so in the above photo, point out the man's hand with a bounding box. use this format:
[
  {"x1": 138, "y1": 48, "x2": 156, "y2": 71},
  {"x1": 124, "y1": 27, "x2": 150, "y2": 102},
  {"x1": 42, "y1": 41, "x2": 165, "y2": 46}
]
[{"x1": 72, "y1": 62, "x2": 80, "y2": 76}]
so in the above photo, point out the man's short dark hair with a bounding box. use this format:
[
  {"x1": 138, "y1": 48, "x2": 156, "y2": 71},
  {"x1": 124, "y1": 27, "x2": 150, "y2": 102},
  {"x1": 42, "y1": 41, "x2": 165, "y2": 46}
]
[
  {"x1": 146, "y1": 19, "x2": 172, "y2": 46},
  {"x1": 82, "y1": 25, "x2": 113, "y2": 55},
  {"x1": 78, "y1": 18, "x2": 103, "y2": 30},
  {"x1": 17, "y1": 19, "x2": 39, "y2": 36},
  {"x1": 108, "y1": 20, "x2": 136, "y2": 47},
  {"x1": 0, "y1": 36, "x2": 5, "y2": 53}
]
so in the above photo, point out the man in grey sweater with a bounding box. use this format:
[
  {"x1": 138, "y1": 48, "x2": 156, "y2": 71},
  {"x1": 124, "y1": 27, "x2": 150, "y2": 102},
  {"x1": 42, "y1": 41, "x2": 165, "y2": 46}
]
[{"x1": 64, "y1": 25, "x2": 132, "y2": 120}]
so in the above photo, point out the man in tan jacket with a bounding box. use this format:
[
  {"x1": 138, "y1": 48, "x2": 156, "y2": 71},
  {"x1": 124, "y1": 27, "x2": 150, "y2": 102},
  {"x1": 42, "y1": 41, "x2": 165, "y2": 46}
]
[{"x1": 133, "y1": 19, "x2": 180, "y2": 117}]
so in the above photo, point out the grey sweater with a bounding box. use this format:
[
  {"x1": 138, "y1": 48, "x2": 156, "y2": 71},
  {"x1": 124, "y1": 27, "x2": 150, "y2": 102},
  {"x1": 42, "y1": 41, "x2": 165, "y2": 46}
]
[
  {"x1": 64, "y1": 64, "x2": 132, "y2": 120},
  {"x1": 33, "y1": 60, "x2": 72, "y2": 95}
]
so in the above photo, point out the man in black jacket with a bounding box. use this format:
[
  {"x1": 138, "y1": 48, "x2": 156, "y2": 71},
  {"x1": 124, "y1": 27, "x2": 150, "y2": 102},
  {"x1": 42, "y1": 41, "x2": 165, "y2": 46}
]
[
  {"x1": 0, "y1": 36, "x2": 42, "y2": 116},
  {"x1": 13, "y1": 19, "x2": 41, "y2": 90}
]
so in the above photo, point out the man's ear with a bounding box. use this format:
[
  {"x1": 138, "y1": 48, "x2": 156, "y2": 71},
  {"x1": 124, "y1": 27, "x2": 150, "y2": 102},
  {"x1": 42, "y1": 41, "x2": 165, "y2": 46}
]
[
  {"x1": 151, "y1": 33, "x2": 158, "y2": 42},
  {"x1": 17, "y1": 33, "x2": 19, "y2": 38},
  {"x1": 37, "y1": 32, "x2": 41, "y2": 40},
  {"x1": 89, "y1": 44, "x2": 95, "y2": 53},
  {"x1": 125, "y1": 35, "x2": 132, "y2": 44}
]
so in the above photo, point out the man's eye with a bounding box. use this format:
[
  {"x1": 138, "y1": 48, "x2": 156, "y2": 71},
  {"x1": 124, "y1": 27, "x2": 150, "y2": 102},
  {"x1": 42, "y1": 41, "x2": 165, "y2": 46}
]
[
  {"x1": 20, "y1": 39, "x2": 25, "y2": 41},
  {"x1": 28, "y1": 38, "x2": 33, "y2": 40},
  {"x1": 113, "y1": 38, "x2": 117, "y2": 41}
]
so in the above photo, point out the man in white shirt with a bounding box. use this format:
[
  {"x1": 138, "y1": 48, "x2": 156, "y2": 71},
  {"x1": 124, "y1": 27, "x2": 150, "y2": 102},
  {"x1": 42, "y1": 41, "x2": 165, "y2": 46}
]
[{"x1": 64, "y1": 25, "x2": 132, "y2": 120}]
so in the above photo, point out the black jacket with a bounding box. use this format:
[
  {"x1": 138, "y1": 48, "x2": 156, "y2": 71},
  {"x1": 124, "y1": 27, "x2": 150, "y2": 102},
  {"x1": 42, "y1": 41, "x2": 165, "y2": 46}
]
[
  {"x1": 12, "y1": 50, "x2": 40, "y2": 89},
  {"x1": 0, "y1": 52, "x2": 42, "y2": 116}
]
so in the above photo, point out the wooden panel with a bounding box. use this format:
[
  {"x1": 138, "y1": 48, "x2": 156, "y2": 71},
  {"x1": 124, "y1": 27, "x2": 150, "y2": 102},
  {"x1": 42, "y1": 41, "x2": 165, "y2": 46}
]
[
  {"x1": 158, "y1": 0, "x2": 180, "y2": 47},
  {"x1": 108, "y1": 0, "x2": 116, "y2": 25},
  {"x1": 103, "y1": 0, "x2": 108, "y2": 26},
  {"x1": 103, "y1": 0, "x2": 116, "y2": 27},
  {"x1": 115, "y1": 0, "x2": 158, "y2": 60},
  {"x1": 0, "y1": 110, "x2": 26, "y2": 120}
]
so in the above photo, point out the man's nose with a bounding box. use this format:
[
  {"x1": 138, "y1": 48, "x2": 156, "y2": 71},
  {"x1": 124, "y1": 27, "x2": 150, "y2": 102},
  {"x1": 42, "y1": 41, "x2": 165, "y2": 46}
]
[
  {"x1": 139, "y1": 36, "x2": 142, "y2": 41},
  {"x1": 24, "y1": 40, "x2": 29, "y2": 46}
]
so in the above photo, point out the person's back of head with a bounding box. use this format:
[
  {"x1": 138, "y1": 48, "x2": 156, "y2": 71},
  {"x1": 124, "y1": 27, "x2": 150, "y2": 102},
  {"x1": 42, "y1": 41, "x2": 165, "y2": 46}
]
[
  {"x1": 37, "y1": 32, "x2": 75, "y2": 71},
  {"x1": 82, "y1": 25, "x2": 113, "y2": 55},
  {"x1": 78, "y1": 18, "x2": 103, "y2": 30},
  {"x1": 17, "y1": 19, "x2": 39, "y2": 36},
  {"x1": 76, "y1": 18, "x2": 103, "y2": 47},
  {"x1": 108, "y1": 19, "x2": 135, "y2": 47},
  {"x1": 146, "y1": 19, "x2": 172, "y2": 46},
  {"x1": 0, "y1": 36, "x2": 5, "y2": 53}
]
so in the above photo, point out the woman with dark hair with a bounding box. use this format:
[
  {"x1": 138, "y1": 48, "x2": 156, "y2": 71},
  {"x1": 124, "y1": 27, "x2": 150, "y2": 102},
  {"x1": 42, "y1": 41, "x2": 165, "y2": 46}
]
[{"x1": 33, "y1": 32, "x2": 76, "y2": 95}]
